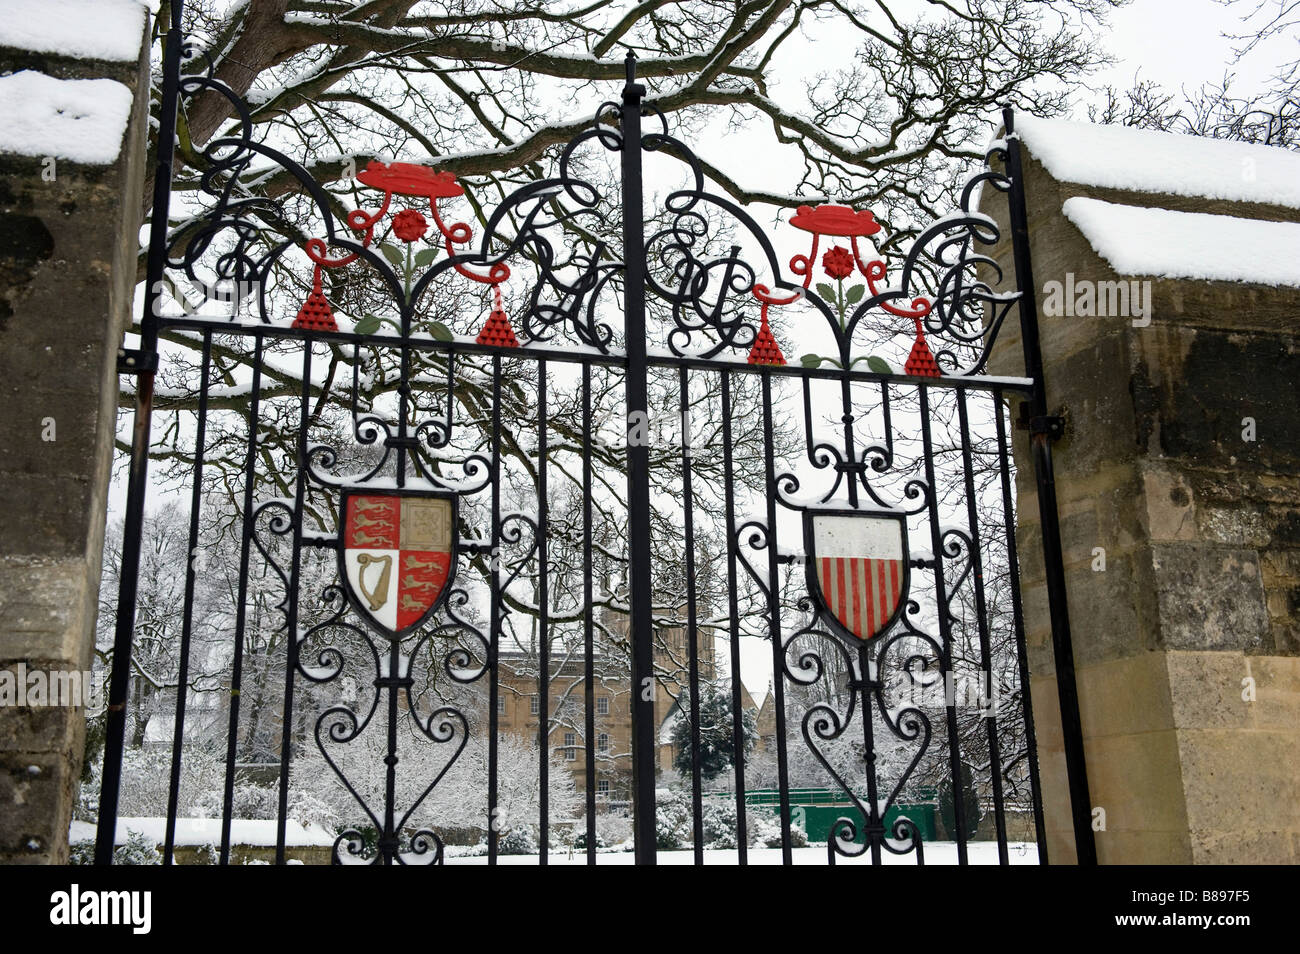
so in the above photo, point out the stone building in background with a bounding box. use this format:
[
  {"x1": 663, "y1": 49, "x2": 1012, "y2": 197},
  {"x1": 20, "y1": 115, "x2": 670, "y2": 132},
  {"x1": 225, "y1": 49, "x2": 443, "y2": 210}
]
[{"x1": 493, "y1": 610, "x2": 722, "y2": 803}]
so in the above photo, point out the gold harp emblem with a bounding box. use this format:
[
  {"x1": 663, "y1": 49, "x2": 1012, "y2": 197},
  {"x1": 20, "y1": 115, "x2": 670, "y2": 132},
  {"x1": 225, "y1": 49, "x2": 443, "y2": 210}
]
[{"x1": 356, "y1": 553, "x2": 393, "y2": 610}]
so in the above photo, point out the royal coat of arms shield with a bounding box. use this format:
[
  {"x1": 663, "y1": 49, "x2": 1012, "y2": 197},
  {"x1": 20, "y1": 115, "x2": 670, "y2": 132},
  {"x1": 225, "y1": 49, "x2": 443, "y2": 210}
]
[
  {"x1": 338, "y1": 489, "x2": 457, "y2": 638},
  {"x1": 804, "y1": 509, "x2": 908, "y2": 643}
]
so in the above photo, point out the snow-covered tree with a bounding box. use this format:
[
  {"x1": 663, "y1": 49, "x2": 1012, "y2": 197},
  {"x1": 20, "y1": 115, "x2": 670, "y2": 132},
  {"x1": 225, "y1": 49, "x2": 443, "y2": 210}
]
[{"x1": 670, "y1": 682, "x2": 757, "y2": 783}]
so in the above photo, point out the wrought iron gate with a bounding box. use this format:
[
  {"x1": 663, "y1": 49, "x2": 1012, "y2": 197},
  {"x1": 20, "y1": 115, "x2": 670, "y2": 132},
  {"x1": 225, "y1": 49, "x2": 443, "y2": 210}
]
[{"x1": 95, "y1": 10, "x2": 1095, "y2": 866}]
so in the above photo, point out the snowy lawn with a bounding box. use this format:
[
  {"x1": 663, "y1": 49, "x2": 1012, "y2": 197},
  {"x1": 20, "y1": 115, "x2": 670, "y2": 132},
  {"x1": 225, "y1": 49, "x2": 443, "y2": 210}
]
[
  {"x1": 74, "y1": 819, "x2": 1040, "y2": 865},
  {"x1": 71, "y1": 817, "x2": 336, "y2": 848}
]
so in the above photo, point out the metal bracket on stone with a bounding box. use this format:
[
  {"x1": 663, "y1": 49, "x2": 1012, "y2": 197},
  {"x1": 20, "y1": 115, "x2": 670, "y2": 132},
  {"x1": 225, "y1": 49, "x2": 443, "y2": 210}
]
[
  {"x1": 1029, "y1": 415, "x2": 1065, "y2": 439},
  {"x1": 1015, "y1": 402, "x2": 1066, "y2": 440},
  {"x1": 116, "y1": 348, "x2": 159, "y2": 374}
]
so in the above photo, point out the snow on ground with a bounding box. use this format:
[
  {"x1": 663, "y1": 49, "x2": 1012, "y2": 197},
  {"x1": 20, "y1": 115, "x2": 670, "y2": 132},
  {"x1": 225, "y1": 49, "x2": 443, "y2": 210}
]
[
  {"x1": 70, "y1": 817, "x2": 336, "y2": 848},
  {"x1": 70, "y1": 819, "x2": 1038, "y2": 864},
  {"x1": 0, "y1": 71, "x2": 134, "y2": 164},
  {"x1": 1016, "y1": 114, "x2": 1300, "y2": 210},
  {"x1": 0, "y1": 0, "x2": 151, "y2": 62},
  {"x1": 452, "y1": 842, "x2": 1039, "y2": 865},
  {"x1": 1062, "y1": 196, "x2": 1300, "y2": 286}
]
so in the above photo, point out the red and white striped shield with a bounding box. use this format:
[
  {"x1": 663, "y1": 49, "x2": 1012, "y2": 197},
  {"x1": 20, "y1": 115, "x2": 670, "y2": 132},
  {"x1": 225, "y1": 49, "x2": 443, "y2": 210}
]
[
  {"x1": 338, "y1": 489, "x2": 457, "y2": 638},
  {"x1": 804, "y1": 510, "x2": 908, "y2": 643}
]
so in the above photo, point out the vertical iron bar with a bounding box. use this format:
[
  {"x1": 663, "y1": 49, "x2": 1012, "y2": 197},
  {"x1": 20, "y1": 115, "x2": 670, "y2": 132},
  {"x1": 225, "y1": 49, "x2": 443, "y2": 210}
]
[
  {"x1": 759, "y1": 371, "x2": 792, "y2": 863},
  {"x1": 95, "y1": 0, "x2": 186, "y2": 865},
  {"x1": 581, "y1": 363, "x2": 596, "y2": 863},
  {"x1": 919, "y1": 384, "x2": 969, "y2": 863},
  {"x1": 488, "y1": 354, "x2": 502, "y2": 865},
  {"x1": 220, "y1": 333, "x2": 264, "y2": 864},
  {"x1": 584, "y1": 552, "x2": 597, "y2": 858},
  {"x1": 720, "y1": 372, "x2": 748, "y2": 865},
  {"x1": 679, "y1": 367, "x2": 704, "y2": 864},
  {"x1": 1003, "y1": 107, "x2": 1097, "y2": 866},
  {"x1": 163, "y1": 329, "x2": 212, "y2": 864},
  {"x1": 275, "y1": 343, "x2": 312, "y2": 864},
  {"x1": 839, "y1": 374, "x2": 860, "y2": 509},
  {"x1": 390, "y1": 295, "x2": 416, "y2": 863},
  {"x1": 856, "y1": 644, "x2": 882, "y2": 865},
  {"x1": 839, "y1": 367, "x2": 870, "y2": 861},
  {"x1": 956, "y1": 387, "x2": 1009, "y2": 864},
  {"x1": 537, "y1": 360, "x2": 549, "y2": 865},
  {"x1": 619, "y1": 52, "x2": 657, "y2": 864},
  {"x1": 994, "y1": 389, "x2": 1049, "y2": 862},
  {"x1": 382, "y1": 634, "x2": 400, "y2": 866}
]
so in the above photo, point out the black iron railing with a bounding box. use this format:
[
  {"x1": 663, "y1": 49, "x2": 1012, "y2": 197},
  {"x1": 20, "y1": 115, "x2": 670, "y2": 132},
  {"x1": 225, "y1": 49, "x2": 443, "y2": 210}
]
[{"x1": 96, "y1": 0, "x2": 1093, "y2": 866}]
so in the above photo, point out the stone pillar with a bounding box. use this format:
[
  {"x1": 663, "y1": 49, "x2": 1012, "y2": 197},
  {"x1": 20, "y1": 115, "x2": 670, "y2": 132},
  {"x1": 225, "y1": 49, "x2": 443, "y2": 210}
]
[
  {"x1": 0, "y1": 23, "x2": 150, "y2": 862},
  {"x1": 982, "y1": 144, "x2": 1300, "y2": 863}
]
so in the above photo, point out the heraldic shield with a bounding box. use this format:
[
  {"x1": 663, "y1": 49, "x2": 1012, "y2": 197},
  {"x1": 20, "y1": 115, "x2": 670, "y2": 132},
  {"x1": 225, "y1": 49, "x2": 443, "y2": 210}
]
[
  {"x1": 338, "y1": 488, "x2": 457, "y2": 638},
  {"x1": 804, "y1": 509, "x2": 909, "y2": 643}
]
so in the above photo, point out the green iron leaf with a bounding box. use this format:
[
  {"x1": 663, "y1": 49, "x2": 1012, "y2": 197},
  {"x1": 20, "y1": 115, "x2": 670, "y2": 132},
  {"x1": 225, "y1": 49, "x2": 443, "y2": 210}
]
[{"x1": 353, "y1": 314, "x2": 382, "y2": 335}]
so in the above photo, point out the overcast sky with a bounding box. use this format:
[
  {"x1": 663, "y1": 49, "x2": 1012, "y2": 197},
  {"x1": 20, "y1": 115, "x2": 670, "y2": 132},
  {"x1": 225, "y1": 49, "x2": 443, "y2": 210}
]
[{"x1": 1099, "y1": 0, "x2": 1287, "y2": 96}]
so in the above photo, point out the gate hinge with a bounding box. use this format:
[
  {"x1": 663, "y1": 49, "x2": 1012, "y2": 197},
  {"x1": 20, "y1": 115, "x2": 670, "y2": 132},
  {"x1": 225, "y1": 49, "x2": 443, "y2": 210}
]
[
  {"x1": 117, "y1": 348, "x2": 159, "y2": 374},
  {"x1": 1029, "y1": 415, "x2": 1065, "y2": 439},
  {"x1": 1015, "y1": 402, "x2": 1066, "y2": 440}
]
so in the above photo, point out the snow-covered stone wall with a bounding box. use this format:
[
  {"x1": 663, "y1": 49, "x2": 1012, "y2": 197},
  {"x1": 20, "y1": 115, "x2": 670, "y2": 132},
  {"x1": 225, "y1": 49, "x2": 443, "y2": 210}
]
[
  {"x1": 980, "y1": 116, "x2": 1300, "y2": 865},
  {"x1": 0, "y1": 1, "x2": 153, "y2": 864}
]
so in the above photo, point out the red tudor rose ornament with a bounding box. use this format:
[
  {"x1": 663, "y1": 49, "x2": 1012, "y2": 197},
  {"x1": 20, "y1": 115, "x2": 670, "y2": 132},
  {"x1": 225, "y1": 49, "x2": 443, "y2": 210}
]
[
  {"x1": 391, "y1": 209, "x2": 428, "y2": 243},
  {"x1": 293, "y1": 159, "x2": 520, "y2": 344},
  {"x1": 788, "y1": 201, "x2": 941, "y2": 378},
  {"x1": 821, "y1": 246, "x2": 854, "y2": 281}
]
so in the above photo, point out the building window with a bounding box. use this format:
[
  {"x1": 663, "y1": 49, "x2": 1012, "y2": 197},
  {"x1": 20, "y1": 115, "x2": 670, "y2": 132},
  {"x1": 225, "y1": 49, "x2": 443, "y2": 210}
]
[
  {"x1": 530, "y1": 695, "x2": 540, "y2": 715},
  {"x1": 597, "y1": 696, "x2": 609, "y2": 715},
  {"x1": 496, "y1": 696, "x2": 506, "y2": 716},
  {"x1": 597, "y1": 732, "x2": 609, "y2": 754},
  {"x1": 597, "y1": 779, "x2": 610, "y2": 798},
  {"x1": 564, "y1": 732, "x2": 576, "y2": 761}
]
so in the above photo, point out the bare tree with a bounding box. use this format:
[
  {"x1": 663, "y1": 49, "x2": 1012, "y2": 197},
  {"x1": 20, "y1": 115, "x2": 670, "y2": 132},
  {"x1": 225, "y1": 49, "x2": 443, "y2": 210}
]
[{"x1": 1091, "y1": 0, "x2": 1300, "y2": 147}]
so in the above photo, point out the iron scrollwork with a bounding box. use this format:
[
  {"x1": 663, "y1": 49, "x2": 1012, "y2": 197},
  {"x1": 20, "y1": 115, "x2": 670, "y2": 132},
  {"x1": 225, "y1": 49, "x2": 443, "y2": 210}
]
[{"x1": 149, "y1": 34, "x2": 1031, "y2": 866}]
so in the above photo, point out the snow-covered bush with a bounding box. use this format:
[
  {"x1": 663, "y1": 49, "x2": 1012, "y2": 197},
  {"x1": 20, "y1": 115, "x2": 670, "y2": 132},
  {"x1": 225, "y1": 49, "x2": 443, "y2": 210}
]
[
  {"x1": 70, "y1": 829, "x2": 160, "y2": 865},
  {"x1": 497, "y1": 826, "x2": 538, "y2": 855},
  {"x1": 655, "y1": 787, "x2": 691, "y2": 849},
  {"x1": 188, "y1": 778, "x2": 339, "y2": 829},
  {"x1": 700, "y1": 798, "x2": 737, "y2": 849},
  {"x1": 747, "y1": 810, "x2": 809, "y2": 849},
  {"x1": 294, "y1": 727, "x2": 579, "y2": 837},
  {"x1": 598, "y1": 811, "x2": 633, "y2": 849}
]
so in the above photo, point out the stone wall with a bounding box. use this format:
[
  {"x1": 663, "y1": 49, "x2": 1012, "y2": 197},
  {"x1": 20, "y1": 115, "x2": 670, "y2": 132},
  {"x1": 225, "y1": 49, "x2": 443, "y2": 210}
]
[
  {"x1": 0, "y1": 24, "x2": 151, "y2": 861},
  {"x1": 981, "y1": 138, "x2": 1300, "y2": 863}
]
